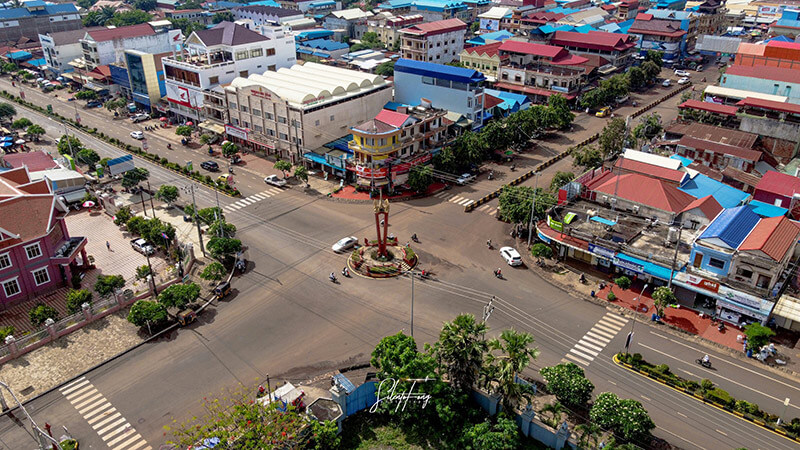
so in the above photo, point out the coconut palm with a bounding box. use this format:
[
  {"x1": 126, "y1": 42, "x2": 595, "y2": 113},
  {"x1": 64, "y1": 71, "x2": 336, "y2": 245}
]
[
  {"x1": 484, "y1": 328, "x2": 540, "y2": 413},
  {"x1": 539, "y1": 401, "x2": 566, "y2": 429},
  {"x1": 433, "y1": 314, "x2": 487, "y2": 392},
  {"x1": 575, "y1": 423, "x2": 603, "y2": 449}
]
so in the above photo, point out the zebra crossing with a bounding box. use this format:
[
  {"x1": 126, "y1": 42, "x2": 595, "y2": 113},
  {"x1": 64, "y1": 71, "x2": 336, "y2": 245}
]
[
  {"x1": 475, "y1": 203, "x2": 498, "y2": 217},
  {"x1": 223, "y1": 187, "x2": 283, "y2": 212},
  {"x1": 433, "y1": 191, "x2": 475, "y2": 207},
  {"x1": 60, "y1": 376, "x2": 152, "y2": 450},
  {"x1": 564, "y1": 313, "x2": 629, "y2": 366}
]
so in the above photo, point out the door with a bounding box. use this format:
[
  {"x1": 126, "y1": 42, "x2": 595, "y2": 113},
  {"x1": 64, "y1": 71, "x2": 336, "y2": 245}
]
[{"x1": 693, "y1": 252, "x2": 703, "y2": 268}]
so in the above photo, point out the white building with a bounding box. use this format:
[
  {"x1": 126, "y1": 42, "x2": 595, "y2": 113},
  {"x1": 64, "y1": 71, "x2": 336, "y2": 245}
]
[
  {"x1": 223, "y1": 62, "x2": 393, "y2": 163},
  {"x1": 38, "y1": 29, "x2": 87, "y2": 76},
  {"x1": 164, "y1": 21, "x2": 296, "y2": 121},
  {"x1": 79, "y1": 23, "x2": 181, "y2": 69},
  {"x1": 232, "y1": 5, "x2": 304, "y2": 26},
  {"x1": 399, "y1": 18, "x2": 467, "y2": 63}
]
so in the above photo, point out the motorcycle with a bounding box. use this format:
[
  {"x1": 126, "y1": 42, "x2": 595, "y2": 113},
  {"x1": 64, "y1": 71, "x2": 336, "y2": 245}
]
[
  {"x1": 695, "y1": 358, "x2": 712, "y2": 369},
  {"x1": 411, "y1": 234, "x2": 419, "y2": 243},
  {"x1": 579, "y1": 274, "x2": 587, "y2": 284},
  {"x1": 494, "y1": 269, "x2": 503, "y2": 279},
  {"x1": 510, "y1": 164, "x2": 516, "y2": 171},
  {"x1": 488, "y1": 171, "x2": 494, "y2": 180},
  {"x1": 341, "y1": 268, "x2": 350, "y2": 278},
  {"x1": 167, "y1": 143, "x2": 172, "y2": 150},
  {"x1": 228, "y1": 167, "x2": 234, "y2": 174},
  {"x1": 329, "y1": 274, "x2": 338, "y2": 284}
]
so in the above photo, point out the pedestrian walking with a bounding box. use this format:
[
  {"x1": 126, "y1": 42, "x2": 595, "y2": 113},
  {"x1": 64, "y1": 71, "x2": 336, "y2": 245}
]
[{"x1": 106, "y1": 241, "x2": 111, "y2": 251}]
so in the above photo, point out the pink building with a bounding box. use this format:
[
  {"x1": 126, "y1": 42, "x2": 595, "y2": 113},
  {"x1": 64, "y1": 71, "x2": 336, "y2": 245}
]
[{"x1": 0, "y1": 167, "x2": 88, "y2": 307}]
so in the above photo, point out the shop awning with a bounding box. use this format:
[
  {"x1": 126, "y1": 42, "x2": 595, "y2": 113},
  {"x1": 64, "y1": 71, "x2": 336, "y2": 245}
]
[
  {"x1": 59, "y1": 188, "x2": 86, "y2": 204},
  {"x1": 303, "y1": 151, "x2": 342, "y2": 170},
  {"x1": 615, "y1": 253, "x2": 673, "y2": 280},
  {"x1": 199, "y1": 121, "x2": 225, "y2": 134},
  {"x1": 772, "y1": 295, "x2": 800, "y2": 323}
]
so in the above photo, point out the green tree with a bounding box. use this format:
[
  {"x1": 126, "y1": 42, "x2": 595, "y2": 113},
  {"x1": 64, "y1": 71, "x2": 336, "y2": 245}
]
[
  {"x1": 177, "y1": 0, "x2": 202, "y2": 9},
  {"x1": 641, "y1": 60, "x2": 660, "y2": 82},
  {"x1": 627, "y1": 66, "x2": 646, "y2": 90},
  {"x1": 194, "y1": 206, "x2": 224, "y2": 225},
  {"x1": 65, "y1": 289, "x2": 93, "y2": 314},
  {"x1": 135, "y1": 265, "x2": 151, "y2": 281},
  {"x1": 199, "y1": 133, "x2": 214, "y2": 145},
  {"x1": 645, "y1": 50, "x2": 663, "y2": 68},
  {"x1": 125, "y1": 215, "x2": 147, "y2": 235},
  {"x1": 497, "y1": 185, "x2": 555, "y2": 225},
  {"x1": 26, "y1": 124, "x2": 45, "y2": 141},
  {"x1": 82, "y1": 10, "x2": 105, "y2": 26},
  {"x1": 530, "y1": 243, "x2": 553, "y2": 259},
  {"x1": 0, "y1": 102, "x2": 16, "y2": 121},
  {"x1": 175, "y1": 125, "x2": 192, "y2": 137},
  {"x1": 432, "y1": 314, "x2": 488, "y2": 392},
  {"x1": 168, "y1": 18, "x2": 206, "y2": 35},
  {"x1": 274, "y1": 159, "x2": 292, "y2": 178},
  {"x1": 578, "y1": 88, "x2": 606, "y2": 110},
  {"x1": 651, "y1": 286, "x2": 676, "y2": 318},
  {"x1": 104, "y1": 97, "x2": 127, "y2": 115},
  {"x1": 158, "y1": 282, "x2": 201, "y2": 310},
  {"x1": 614, "y1": 276, "x2": 631, "y2": 291},
  {"x1": 539, "y1": 401, "x2": 566, "y2": 428},
  {"x1": 575, "y1": 423, "x2": 603, "y2": 450},
  {"x1": 140, "y1": 218, "x2": 176, "y2": 250},
  {"x1": 94, "y1": 274, "x2": 125, "y2": 297},
  {"x1": 127, "y1": 300, "x2": 168, "y2": 328},
  {"x1": 549, "y1": 171, "x2": 575, "y2": 192},
  {"x1": 309, "y1": 420, "x2": 340, "y2": 449},
  {"x1": 121, "y1": 167, "x2": 150, "y2": 189},
  {"x1": 633, "y1": 113, "x2": 662, "y2": 142},
  {"x1": 0, "y1": 62, "x2": 16, "y2": 74},
  {"x1": 375, "y1": 60, "x2": 395, "y2": 77},
  {"x1": 200, "y1": 261, "x2": 226, "y2": 282},
  {"x1": 132, "y1": 0, "x2": 157, "y2": 10},
  {"x1": 74, "y1": 90, "x2": 97, "y2": 101},
  {"x1": 156, "y1": 184, "x2": 179, "y2": 205},
  {"x1": 57, "y1": 135, "x2": 83, "y2": 155},
  {"x1": 207, "y1": 236, "x2": 242, "y2": 260},
  {"x1": 113, "y1": 206, "x2": 132, "y2": 226},
  {"x1": 572, "y1": 144, "x2": 603, "y2": 170},
  {"x1": 463, "y1": 415, "x2": 521, "y2": 450},
  {"x1": 109, "y1": 10, "x2": 152, "y2": 26},
  {"x1": 76, "y1": 148, "x2": 100, "y2": 167},
  {"x1": 221, "y1": 140, "x2": 239, "y2": 157},
  {"x1": 547, "y1": 94, "x2": 574, "y2": 130},
  {"x1": 208, "y1": 220, "x2": 236, "y2": 238},
  {"x1": 29, "y1": 303, "x2": 59, "y2": 327},
  {"x1": 590, "y1": 392, "x2": 654, "y2": 443},
  {"x1": 480, "y1": 120, "x2": 511, "y2": 153},
  {"x1": 371, "y1": 332, "x2": 436, "y2": 380},
  {"x1": 212, "y1": 11, "x2": 233, "y2": 23},
  {"x1": 294, "y1": 165, "x2": 309, "y2": 184},
  {"x1": 598, "y1": 117, "x2": 627, "y2": 157},
  {"x1": 11, "y1": 117, "x2": 31, "y2": 129},
  {"x1": 540, "y1": 363, "x2": 594, "y2": 408},
  {"x1": 484, "y1": 329, "x2": 540, "y2": 412},
  {"x1": 407, "y1": 165, "x2": 433, "y2": 193},
  {"x1": 744, "y1": 323, "x2": 775, "y2": 351}
]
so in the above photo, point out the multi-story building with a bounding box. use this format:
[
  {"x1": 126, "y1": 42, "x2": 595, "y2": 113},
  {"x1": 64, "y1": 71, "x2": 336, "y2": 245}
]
[
  {"x1": 690, "y1": 0, "x2": 727, "y2": 35},
  {"x1": 399, "y1": 18, "x2": 467, "y2": 64},
  {"x1": 0, "y1": 2, "x2": 81, "y2": 46},
  {"x1": 296, "y1": 39, "x2": 350, "y2": 59},
  {"x1": 164, "y1": 9, "x2": 214, "y2": 26},
  {"x1": 721, "y1": 65, "x2": 800, "y2": 104},
  {"x1": 770, "y1": 9, "x2": 800, "y2": 37},
  {"x1": 616, "y1": 0, "x2": 639, "y2": 20},
  {"x1": 478, "y1": 7, "x2": 514, "y2": 32},
  {"x1": 393, "y1": 58, "x2": 486, "y2": 130},
  {"x1": 232, "y1": 5, "x2": 305, "y2": 25},
  {"x1": 125, "y1": 50, "x2": 170, "y2": 112},
  {"x1": 0, "y1": 167, "x2": 89, "y2": 306},
  {"x1": 276, "y1": 0, "x2": 342, "y2": 12},
  {"x1": 495, "y1": 40, "x2": 589, "y2": 101},
  {"x1": 349, "y1": 106, "x2": 448, "y2": 188},
  {"x1": 627, "y1": 15, "x2": 687, "y2": 62},
  {"x1": 322, "y1": 8, "x2": 373, "y2": 38},
  {"x1": 670, "y1": 123, "x2": 762, "y2": 173},
  {"x1": 358, "y1": 13, "x2": 424, "y2": 48},
  {"x1": 548, "y1": 30, "x2": 637, "y2": 70},
  {"x1": 459, "y1": 42, "x2": 506, "y2": 81},
  {"x1": 733, "y1": 40, "x2": 800, "y2": 70},
  {"x1": 644, "y1": 9, "x2": 698, "y2": 54},
  {"x1": 80, "y1": 24, "x2": 181, "y2": 69},
  {"x1": 164, "y1": 21, "x2": 296, "y2": 122},
  {"x1": 38, "y1": 29, "x2": 89, "y2": 76},
  {"x1": 378, "y1": 0, "x2": 473, "y2": 22},
  {"x1": 221, "y1": 62, "x2": 392, "y2": 164}
]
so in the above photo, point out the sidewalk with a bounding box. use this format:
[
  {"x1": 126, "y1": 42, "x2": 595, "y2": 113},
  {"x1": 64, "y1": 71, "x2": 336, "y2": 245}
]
[{"x1": 332, "y1": 182, "x2": 446, "y2": 201}]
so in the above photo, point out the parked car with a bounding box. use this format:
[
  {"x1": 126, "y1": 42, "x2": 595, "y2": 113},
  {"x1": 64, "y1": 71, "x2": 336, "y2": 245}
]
[
  {"x1": 130, "y1": 238, "x2": 155, "y2": 255},
  {"x1": 332, "y1": 236, "x2": 358, "y2": 253},
  {"x1": 264, "y1": 174, "x2": 287, "y2": 187},
  {"x1": 615, "y1": 95, "x2": 630, "y2": 105},
  {"x1": 499, "y1": 247, "x2": 522, "y2": 266},
  {"x1": 217, "y1": 174, "x2": 232, "y2": 185},
  {"x1": 131, "y1": 113, "x2": 149, "y2": 123},
  {"x1": 200, "y1": 161, "x2": 219, "y2": 171},
  {"x1": 130, "y1": 131, "x2": 144, "y2": 140},
  {"x1": 456, "y1": 173, "x2": 476, "y2": 185},
  {"x1": 633, "y1": 54, "x2": 645, "y2": 60},
  {"x1": 86, "y1": 100, "x2": 103, "y2": 108},
  {"x1": 678, "y1": 77, "x2": 691, "y2": 85},
  {"x1": 695, "y1": 65, "x2": 704, "y2": 72},
  {"x1": 662, "y1": 79, "x2": 671, "y2": 87},
  {"x1": 674, "y1": 69, "x2": 691, "y2": 77},
  {"x1": 595, "y1": 106, "x2": 611, "y2": 118}
]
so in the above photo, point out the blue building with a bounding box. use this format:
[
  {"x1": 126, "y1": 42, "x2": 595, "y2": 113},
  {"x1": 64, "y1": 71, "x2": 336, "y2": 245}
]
[
  {"x1": 466, "y1": 30, "x2": 512, "y2": 46},
  {"x1": 678, "y1": 173, "x2": 750, "y2": 209},
  {"x1": 296, "y1": 39, "x2": 350, "y2": 59},
  {"x1": 0, "y1": 2, "x2": 81, "y2": 44},
  {"x1": 394, "y1": 58, "x2": 486, "y2": 130},
  {"x1": 690, "y1": 206, "x2": 760, "y2": 277}
]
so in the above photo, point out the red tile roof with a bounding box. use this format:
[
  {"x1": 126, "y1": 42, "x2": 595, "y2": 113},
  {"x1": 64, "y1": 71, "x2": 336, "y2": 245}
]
[
  {"x1": 2, "y1": 151, "x2": 58, "y2": 172},
  {"x1": 681, "y1": 195, "x2": 722, "y2": 220},
  {"x1": 636, "y1": 13, "x2": 652, "y2": 20},
  {"x1": 755, "y1": 171, "x2": 800, "y2": 198},
  {"x1": 738, "y1": 216, "x2": 800, "y2": 261},
  {"x1": 629, "y1": 18, "x2": 686, "y2": 37},
  {"x1": 375, "y1": 109, "x2": 409, "y2": 128},
  {"x1": 400, "y1": 18, "x2": 466, "y2": 36},
  {"x1": 86, "y1": 24, "x2": 155, "y2": 42},
  {"x1": 679, "y1": 99, "x2": 738, "y2": 116},
  {"x1": 614, "y1": 158, "x2": 686, "y2": 183},
  {"x1": 736, "y1": 97, "x2": 800, "y2": 115},
  {"x1": 678, "y1": 136, "x2": 762, "y2": 162},
  {"x1": 483, "y1": 93, "x2": 504, "y2": 109},
  {"x1": 0, "y1": 167, "x2": 61, "y2": 250},
  {"x1": 463, "y1": 41, "x2": 504, "y2": 57},
  {"x1": 591, "y1": 173, "x2": 696, "y2": 213},
  {"x1": 725, "y1": 64, "x2": 800, "y2": 84},
  {"x1": 550, "y1": 30, "x2": 637, "y2": 52},
  {"x1": 499, "y1": 40, "x2": 566, "y2": 58}
]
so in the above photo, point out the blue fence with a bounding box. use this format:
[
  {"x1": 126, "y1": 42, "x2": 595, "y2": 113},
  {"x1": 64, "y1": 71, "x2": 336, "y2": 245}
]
[{"x1": 345, "y1": 381, "x2": 377, "y2": 417}]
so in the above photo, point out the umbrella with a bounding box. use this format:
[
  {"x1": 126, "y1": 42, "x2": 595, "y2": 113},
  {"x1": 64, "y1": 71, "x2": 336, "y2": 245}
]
[
  {"x1": 0, "y1": 142, "x2": 12, "y2": 148},
  {"x1": 14, "y1": 139, "x2": 25, "y2": 144},
  {"x1": 56, "y1": 76, "x2": 64, "y2": 81},
  {"x1": 82, "y1": 201, "x2": 95, "y2": 208},
  {"x1": 159, "y1": 117, "x2": 167, "y2": 122},
  {"x1": 186, "y1": 121, "x2": 193, "y2": 126},
  {"x1": 0, "y1": 137, "x2": 12, "y2": 142},
  {"x1": 36, "y1": 77, "x2": 44, "y2": 83}
]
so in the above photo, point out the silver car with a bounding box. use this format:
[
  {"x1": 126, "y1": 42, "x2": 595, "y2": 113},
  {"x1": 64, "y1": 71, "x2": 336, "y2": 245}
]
[{"x1": 332, "y1": 236, "x2": 358, "y2": 253}]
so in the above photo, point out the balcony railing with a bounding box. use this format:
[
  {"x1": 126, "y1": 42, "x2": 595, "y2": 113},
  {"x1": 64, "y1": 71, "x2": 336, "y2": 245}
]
[
  {"x1": 164, "y1": 55, "x2": 234, "y2": 70},
  {"x1": 348, "y1": 141, "x2": 402, "y2": 154}
]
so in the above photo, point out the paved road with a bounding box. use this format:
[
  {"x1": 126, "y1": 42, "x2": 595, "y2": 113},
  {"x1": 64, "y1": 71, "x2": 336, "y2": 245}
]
[{"x1": 0, "y1": 88, "x2": 798, "y2": 450}]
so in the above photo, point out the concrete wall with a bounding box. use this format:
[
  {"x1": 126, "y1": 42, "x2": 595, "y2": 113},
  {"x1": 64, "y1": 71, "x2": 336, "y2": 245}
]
[
  {"x1": 738, "y1": 116, "x2": 800, "y2": 163},
  {"x1": 394, "y1": 70, "x2": 483, "y2": 127},
  {"x1": 690, "y1": 244, "x2": 732, "y2": 277}
]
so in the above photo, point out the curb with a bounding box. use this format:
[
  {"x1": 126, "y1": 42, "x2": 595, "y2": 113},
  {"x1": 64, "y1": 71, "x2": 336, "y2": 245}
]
[{"x1": 612, "y1": 354, "x2": 800, "y2": 444}]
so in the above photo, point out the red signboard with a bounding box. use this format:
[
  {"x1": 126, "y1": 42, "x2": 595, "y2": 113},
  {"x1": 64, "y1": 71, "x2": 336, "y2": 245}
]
[
  {"x1": 351, "y1": 154, "x2": 433, "y2": 178},
  {"x1": 251, "y1": 89, "x2": 271, "y2": 100},
  {"x1": 683, "y1": 274, "x2": 719, "y2": 293}
]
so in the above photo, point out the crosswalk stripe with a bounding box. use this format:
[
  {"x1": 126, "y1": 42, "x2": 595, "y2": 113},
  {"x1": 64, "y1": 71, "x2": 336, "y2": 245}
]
[
  {"x1": 587, "y1": 327, "x2": 615, "y2": 340},
  {"x1": 479, "y1": 204, "x2": 489, "y2": 211},
  {"x1": 78, "y1": 398, "x2": 108, "y2": 414},
  {"x1": 584, "y1": 331, "x2": 610, "y2": 344},
  {"x1": 463, "y1": 200, "x2": 475, "y2": 206},
  {"x1": 121, "y1": 439, "x2": 148, "y2": 450},
  {"x1": 569, "y1": 348, "x2": 595, "y2": 361},
  {"x1": 449, "y1": 196, "x2": 463, "y2": 203},
  {"x1": 564, "y1": 353, "x2": 590, "y2": 366},
  {"x1": 573, "y1": 344, "x2": 600, "y2": 357},
  {"x1": 434, "y1": 192, "x2": 449, "y2": 198},
  {"x1": 602, "y1": 314, "x2": 628, "y2": 327},
  {"x1": 102, "y1": 424, "x2": 132, "y2": 441},
  {"x1": 106, "y1": 428, "x2": 136, "y2": 446},
  {"x1": 488, "y1": 209, "x2": 497, "y2": 215},
  {"x1": 594, "y1": 323, "x2": 622, "y2": 334},
  {"x1": 230, "y1": 204, "x2": 243, "y2": 210},
  {"x1": 457, "y1": 198, "x2": 471, "y2": 205},
  {"x1": 250, "y1": 194, "x2": 266, "y2": 201},
  {"x1": 267, "y1": 187, "x2": 283, "y2": 195},
  {"x1": 85, "y1": 406, "x2": 115, "y2": 422},
  {"x1": 91, "y1": 412, "x2": 122, "y2": 429},
  {"x1": 576, "y1": 339, "x2": 604, "y2": 352},
  {"x1": 65, "y1": 384, "x2": 95, "y2": 400},
  {"x1": 73, "y1": 392, "x2": 104, "y2": 409},
  {"x1": 97, "y1": 417, "x2": 127, "y2": 435},
  {"x1": 60, "y1": 378, "x2": 88, "y2": 394},
  {"x1": 113, "y1": 433, "x2": 144, "y2": 450}
]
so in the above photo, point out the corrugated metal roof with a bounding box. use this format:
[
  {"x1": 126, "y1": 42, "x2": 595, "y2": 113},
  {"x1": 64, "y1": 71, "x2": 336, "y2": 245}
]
[
  {"x1": 747, "y1": 200, "x2": 788, "y2": 218},
  {"x1": 591, "y1": 173, "x2": 695, "y2": 213},
  {"x1": 698, "y1": 205, "x2": 761, "y2": 249},
  {"x1": 678, "y1": 99, "x2": 738, "y2": 116},
  {"x1": 679, "y1": 173, "x2": 749, "y2": 208},
  {"x1": 614, "y1": 158, "x2": 686, "y2": 183},
  {"x1": 681, "y1": 195, "x2": 722, "y2": 221},
  {"x1": 755, "y1": 170, "x2": 800, "y2": 198},
  {"x1": 394, "y1": 58, "x2": 485, "y2": 84},
  {"x1": 739, "y1": 216, "x2": 800, "y2": 261}
]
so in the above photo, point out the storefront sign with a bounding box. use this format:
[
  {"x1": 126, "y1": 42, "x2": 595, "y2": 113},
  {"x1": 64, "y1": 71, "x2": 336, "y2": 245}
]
[
  {"x1": 716, "y1": 299, "x2": 767, "y2": 320},
  {"x1": 674, "y1": 272, "x2": 719, "y2": 293},
  {"x1": 326, "y1": 154, "x2": 346, "y2": 170},
  {"x1": 547, "y1": 215, "x2": 563, "y2": 232},
  {"x1": 355, "y1": 165, "x2": 388, "y2": 178},
  {"x1": 251, "y1": 89, "x2": 271, "y2": 100},
  {"x1": 225, "y1": 124, "x2": 248, "y2": 140},
  {"x1": 717, "y1": 286, "x2": 763, "y2": 310},
  {"x1": 613, "y1": 257, "x2": 643, "y2": 274},
  {"x1": 588, "y1": 244, "x2": 615, "y2": 260},
  {"x1": 537, "y1": 231, "x2": 551, "y2": 244},
  {"x1": 391, "y1": 154, "x2": 433, "y2": 175}
]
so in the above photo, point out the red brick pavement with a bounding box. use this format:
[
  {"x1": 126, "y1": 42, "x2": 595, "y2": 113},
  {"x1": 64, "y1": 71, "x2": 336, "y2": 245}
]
[{"x1": 333, "y1": 182, "x2": 447, "y2": 200}]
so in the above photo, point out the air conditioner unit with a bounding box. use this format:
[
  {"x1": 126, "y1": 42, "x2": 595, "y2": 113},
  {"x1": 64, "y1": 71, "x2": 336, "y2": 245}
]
[
  {"x1": 610, "y1": 198, "x2": 617, "y2": 205},
  {"x1": 632, "y1": 205, "x2": 640, "y2": 214},
  {"x1": 602, "y1": 195, "x2": 608, "y2": 202}
]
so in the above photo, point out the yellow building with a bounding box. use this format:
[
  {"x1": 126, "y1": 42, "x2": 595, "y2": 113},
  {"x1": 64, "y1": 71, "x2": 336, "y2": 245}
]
[
  {"x1": 124, "y1": 49, "x2": 171, "y2": 113},
  {"x1": 459, "y1": 42, "x2": 506, "y2": 81}
]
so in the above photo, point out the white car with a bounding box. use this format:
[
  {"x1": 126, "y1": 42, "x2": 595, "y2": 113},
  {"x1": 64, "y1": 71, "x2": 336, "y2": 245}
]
[
  {"x1": 678, "y1": 77, "x2": 691, "y2": 85},
  {"x1": 456, "y1": 173, "x2": 476, "y2": 185},
  {"x1": 264, "y1": 174, "x2": 287, "y2": 187},
  {"x1": 500, "y1": 246, "x2": 522, "y2": 266},
  {"x1": 130, "y1": 131, "x2": 144, "y2": 140},
  {"x1": 332, "y1": 236, "x2": 358, "y2": 253},
  {"x1": 674, "y1": 69, "x2": 691, "y2": 77},
  {"x1": 661, "y1": 79, "x2": 671, "y2": 87},
  {"x1": 130, "y1": 238, "x2": 155, "y2": 255}
]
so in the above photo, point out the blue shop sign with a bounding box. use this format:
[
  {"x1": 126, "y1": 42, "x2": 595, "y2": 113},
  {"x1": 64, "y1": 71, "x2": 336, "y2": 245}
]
[
  {"x1": 613, "y1": 257, "x2": 644, "y2": 274},
  {"x1": 589, "y1": 244, "x2": 615, "y2": 260}
]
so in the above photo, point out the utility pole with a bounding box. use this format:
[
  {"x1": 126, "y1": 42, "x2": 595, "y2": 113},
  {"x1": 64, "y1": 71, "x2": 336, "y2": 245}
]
[
  {"x1": 62, "y1": 122, "x2": 75, "y2": 159},
  {"x1": 139, "y1": 185, "x2": 148, "y2": 217},
  {"x1": 410, "y1": 270, "x2": 415, "y2": 337},
  {"x1": 527, "y1": 173, "x2": 541, "y2": 247},
  {"x1": 146, "y1": 180, "x2": 156, "y2": 217},
  {"x1": 625, "y1": 283, "x2": 648, "y2": 354},
  {"x1": 483, "y1": 296, "x2": 495, "y2": 323},
  {"x1": 183, "y1": 184, "x2": 206, "y2": 257},
  {"x1": 145, "y1": 251, "x2": 157, "y2": 296},
  {"x1": 667, "y1": 226, "x2": 683, "y2": 289}
]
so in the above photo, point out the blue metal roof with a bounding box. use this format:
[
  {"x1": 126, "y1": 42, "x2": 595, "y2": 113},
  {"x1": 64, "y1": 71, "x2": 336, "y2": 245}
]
[
  {"x1": 296, "y1": 48, "x2": 313, "y2": 54},
  {"x1": 332, "y1": 374, "x2": 356, "y2": 393},
  {"x1": 615, "y1": 253, "x2": 673, "y2": 280},
  {"x1": 465, "y1": 30, "x2": 512, "y2": 45},
  {"x1": 679, "y1": 174, "x2": 749, "y2": 209},
  {"x1": 394, "y1": 58, "x2": 485, "y2": 84},
  {"x1": 0, "y1": 3, "x2": 77, "y2": 20},
  {"x1": 698, "y1": 206, "x2": 761, "y2": 249},
  {"x1": 670, "y1": 154, "x2": 692, "y2": 167},
  {"x1": 6, "y1": 51, "x2": 31, "y2": 61},
  {"x1": 296, "y1": 29, "x2": 334, "y2": 41},
  {"x1": 247, "y1": 0, "x2": 280, "y2": 5},
  {"x1": 301, "y1": 38, "x2": 349, "y2": 51},
  {"x1": 27, "y1": 58, "x2": 46, "y2": 67},
  {"x1": 747, "y1": 200, "x2": 789, "y2": 218},
  {"x1": 312, "y1": 51, "x2": 331, "y2": 58}
]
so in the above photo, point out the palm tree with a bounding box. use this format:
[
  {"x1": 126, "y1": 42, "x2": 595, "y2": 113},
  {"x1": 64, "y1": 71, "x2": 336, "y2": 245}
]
[
  {"x1": 99, "y1": 5, "x2": 115, "y2": 24},
  {"x1": 433, "y1": 314, "x2": 487, "y2": 392},
  {"x1": 539, "y1": 401, "x2": 566, "y2": 429},
  {"x1": 575, "y1": 423, "x2": 602, "y2": 449},
  {"x1": 484, "y1": 329, "x2": 540, "y2": 413}
]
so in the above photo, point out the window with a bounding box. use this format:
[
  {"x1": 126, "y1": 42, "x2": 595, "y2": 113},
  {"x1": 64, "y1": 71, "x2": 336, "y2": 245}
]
[
  {"x1": 235, "y1": 50, "x2": 249, "y2": 60},
  {"x1": 240, "y1": 105, "x2": 248, "y2": 113},
  {"x1": 230, "y1": 102, "x2": 238, "y2": 110},
  {"x1": 291, "y1": 119, "x2": 300, "y2": 128},
  {"x1": 252, "y1": 108, "x2": 261, "y2": 117},
  {"x1": 208, "y1": 76, "x2": 219, "y2": 84},
  {"x1": 253, "y1": 124, "x2": 263, "y2": 132},
  {"x1": 32, "y1": 267, "x2": 49, "y2": 286},
  {"x1": 2, "y1": 278, "x2": 19, "y2": 297},
  {"x1": 329, "y1": 114, "x2": 335, "y2": 121},
  {"x1": 25, "y1": 243, "x2": 41, "y2": 260},
  {"x1": 421, "y1": 76, "x2": 434, "y2": 85},
  {"x1": 266, "y1": 129, "x2": 275, "y2": 136},
  {"x1": 708, "y1": 257, "x2": 725, "y2": 269},
  {"x1": 0, "y1": 253, "x2": 9, "y2": 270},
  {"x1": 232, "y1": 118, "x2": 239, "y2": 126},
  {"x1": 267, "y1": 48, "x2": 276, "y2": 56},
  {"x1": 265, "y1": 112, "x2": 274, "y2": 120},
  {"x1": 278, "y1": 116, "x2": 287, "y2": 124},
  {"x1": 239, "y1": 70, "x2": 249, "y2": 77},
  {"x1": 736, "y1": 268, "x2": 753, "y2": 279},
  {"x1": 279, "y1": 132, "x2": 288, "y2": 140},
  {"x1": 242, "y1": 121, "x2": 249, "y2": 128},
  {"x1": 315, "y1": 119, "x2": 320, "y2": 126},
  {"x1": 250, "y1": 48, "x2": 263, "y2": 58},
  {"x1": 268, "y1": 64, "x2": 276, "y2": 71}
]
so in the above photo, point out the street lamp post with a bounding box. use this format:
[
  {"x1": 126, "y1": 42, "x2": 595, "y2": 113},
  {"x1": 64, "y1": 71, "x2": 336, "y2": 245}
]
[
  {"x1": 625, "y1": 283, "x2": 649, "y2": 354},
  {"x1": 0, "y1": 381, "x2": 61, "y2": 450}
]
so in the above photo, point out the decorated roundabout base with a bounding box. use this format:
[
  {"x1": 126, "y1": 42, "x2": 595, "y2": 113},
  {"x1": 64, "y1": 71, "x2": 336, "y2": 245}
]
[{"x1": 347, "y1": 241, "x2": 419, "y2": 279}]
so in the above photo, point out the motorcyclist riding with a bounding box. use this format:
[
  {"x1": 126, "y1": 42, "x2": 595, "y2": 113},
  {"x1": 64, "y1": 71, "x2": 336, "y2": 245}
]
[
  {"x1": 342, "y1": 267, "x2": 349, "y2": 277},
  {"x1": 702, "y1": 354, "x2": 710, "y2": 364},
  {"x1": 329, "y1": 272, "x2": 337, "y2": 282}
]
